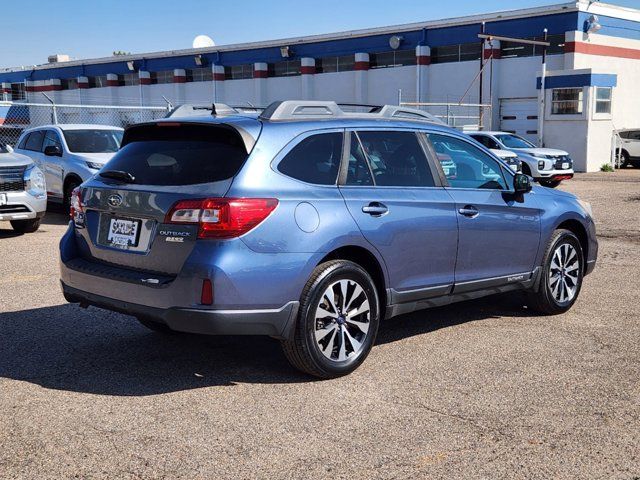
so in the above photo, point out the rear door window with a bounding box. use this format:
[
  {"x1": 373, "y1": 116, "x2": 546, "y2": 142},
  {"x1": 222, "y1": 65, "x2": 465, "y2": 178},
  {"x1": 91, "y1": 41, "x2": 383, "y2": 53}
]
[
  {"x1": 42, "y1": 130, "x2": 62, "y2": 151},
  {"x1": 24, "y1": 130, "x2": 45, "y2": 151},
  {"x1": 278, "y1": 132, "x2": 343, "y2": 185},
  {"x1": 103, "y1": 124, "x2": 249, "y2": 186},
  {"x1": 355, "y1": 130, "x2": 435, "y2": 187}
]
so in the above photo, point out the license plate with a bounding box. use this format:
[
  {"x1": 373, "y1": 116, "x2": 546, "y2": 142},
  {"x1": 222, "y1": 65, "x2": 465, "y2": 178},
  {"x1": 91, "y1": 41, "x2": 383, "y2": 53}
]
[
  {"x1": 0, "y1": 193, "x2": 6, "y2": 206},
  {"x1": 107, "y1": 218, "x2": 141, "y2": 249},
  {"x1": 562, "y1": 162, "x2": 570, "y2": 169}
]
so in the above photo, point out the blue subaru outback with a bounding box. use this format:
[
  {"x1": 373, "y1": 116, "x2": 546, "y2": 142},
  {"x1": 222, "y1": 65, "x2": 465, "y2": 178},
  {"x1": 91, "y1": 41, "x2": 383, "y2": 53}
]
[{"x1": 59, "y1": 101, "x2": 597, "y2": 378}]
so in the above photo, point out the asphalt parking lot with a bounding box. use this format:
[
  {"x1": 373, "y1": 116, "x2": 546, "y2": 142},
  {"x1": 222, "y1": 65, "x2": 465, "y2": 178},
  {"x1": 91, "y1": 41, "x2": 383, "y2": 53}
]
[{"x1": 1, "y1": 171, "x2": 639, "y2": 479}]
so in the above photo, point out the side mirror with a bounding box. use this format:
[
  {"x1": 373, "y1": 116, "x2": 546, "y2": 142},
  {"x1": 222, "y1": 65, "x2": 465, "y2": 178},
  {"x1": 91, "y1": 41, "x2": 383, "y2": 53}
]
[
  {"x1": 44, "y1": 145, "x2": 62, "y2": 157},
  {"x1": 513, "y1": 173, "x2": 532, "y2": 193}
]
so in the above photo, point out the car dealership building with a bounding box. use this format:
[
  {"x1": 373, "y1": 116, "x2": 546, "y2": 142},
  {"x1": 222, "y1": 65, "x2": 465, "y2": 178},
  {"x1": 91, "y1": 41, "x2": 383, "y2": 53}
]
[{"x1": 1, "y1": 0, "x2": 639, "y2": 172}]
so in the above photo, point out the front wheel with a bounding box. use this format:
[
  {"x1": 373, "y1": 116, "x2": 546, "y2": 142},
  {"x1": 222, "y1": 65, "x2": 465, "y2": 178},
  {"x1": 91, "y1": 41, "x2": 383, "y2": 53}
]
[
  {"x1": 10, "y1": 218, "x2": 41, "y2": 234},
  {"x1": 527, "y1": 229, "x2": 584, "y2": 315},
  {"x1": 281, "y1": 260, "x2": 380, "y2": 379}
]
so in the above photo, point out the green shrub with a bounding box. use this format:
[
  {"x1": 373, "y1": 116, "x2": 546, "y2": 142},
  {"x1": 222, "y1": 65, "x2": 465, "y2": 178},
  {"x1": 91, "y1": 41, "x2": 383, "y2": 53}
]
[{"x1": 600, "y1": 163, "x2": 614, "y2": 172}]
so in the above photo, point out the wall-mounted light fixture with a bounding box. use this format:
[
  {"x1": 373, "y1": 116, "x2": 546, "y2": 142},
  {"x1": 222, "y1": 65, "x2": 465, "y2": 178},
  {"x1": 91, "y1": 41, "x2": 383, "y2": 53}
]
[
  {"x1": 389, "y1": 35, "x2": 404, "y2": 50},
  {"x1": 195, "y1": 54, "x2": 203, "y2": 66},
  {"x1": 126, "y1": 61, "x2": 135, "y2": 71},
  {"x1": 280, "y1": 46, "x2": 291, "y2": 58}
]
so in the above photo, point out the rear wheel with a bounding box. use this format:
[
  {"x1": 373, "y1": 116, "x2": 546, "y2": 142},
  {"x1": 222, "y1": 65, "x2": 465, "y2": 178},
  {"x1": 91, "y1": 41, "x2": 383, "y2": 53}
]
[
  {"x1": 527, "y1": 229, "x2": 584, "y2": 315},
  {"x1": 281, "y1": 260, "x2": 380, "y2": 378},
  {"x1": 136, "y1": 317, "x2": 177, "y2": 334},
  {"x1": 10, "y1": 218, "x2": 41, "y2": 234}
]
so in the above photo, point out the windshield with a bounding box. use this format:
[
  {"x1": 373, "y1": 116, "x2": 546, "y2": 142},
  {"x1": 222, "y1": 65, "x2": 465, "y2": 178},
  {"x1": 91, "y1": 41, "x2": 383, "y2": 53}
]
[
  {"x1": 495, "y1": 134, "x2": 535, "y2": 149},
  {"x1": 63, "y1": 129, "x2": 123, "y2": 153}
]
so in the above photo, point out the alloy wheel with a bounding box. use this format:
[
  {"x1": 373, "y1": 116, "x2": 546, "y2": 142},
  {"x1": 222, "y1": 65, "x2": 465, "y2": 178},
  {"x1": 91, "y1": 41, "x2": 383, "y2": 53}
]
[
  {"x1": 314, "y1": 279, "x2": 371, "y2": 362},
  {"x1": 548, "y1": 243, "x2": 580, "y2": 304}
]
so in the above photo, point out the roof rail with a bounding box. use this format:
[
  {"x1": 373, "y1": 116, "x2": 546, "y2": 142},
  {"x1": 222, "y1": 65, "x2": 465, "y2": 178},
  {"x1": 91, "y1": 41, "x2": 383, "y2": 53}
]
[{"x1": 259, "y1": 100, "x2": 445, "y2": 125}]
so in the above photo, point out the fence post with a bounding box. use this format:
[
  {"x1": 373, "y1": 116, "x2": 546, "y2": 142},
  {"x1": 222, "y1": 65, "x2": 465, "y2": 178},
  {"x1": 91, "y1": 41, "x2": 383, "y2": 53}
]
[
  {"x1": 446, "y1": 104, "x2": 451, "y2": 126},
  {"x1": 42, "y1": 93, "x2": 58, "y2": 124}
]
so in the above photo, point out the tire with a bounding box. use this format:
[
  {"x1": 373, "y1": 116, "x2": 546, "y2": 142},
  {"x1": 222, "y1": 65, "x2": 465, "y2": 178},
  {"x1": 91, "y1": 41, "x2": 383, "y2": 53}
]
[
  {"x1": 616, "y1": 151, "x2": 630, "y2": 169},
  {"x1": 136, "y1": 317, "x2": 177, "y2": 334},
  {"x1": 526, "y1": 229, "x2": 584, "y2": 315},
  {"x1": 540, "y1": 180, "x2": 561, "y2": 188},
  {"x1": 281, "y1": 260, "x2": 380, "y2": 379},
  {"x1": 10, "y1": 218, "x2": 41, "y2": 234},
  {"x1": 63, "y1": 178, "x2": 81, "y2": 211}
]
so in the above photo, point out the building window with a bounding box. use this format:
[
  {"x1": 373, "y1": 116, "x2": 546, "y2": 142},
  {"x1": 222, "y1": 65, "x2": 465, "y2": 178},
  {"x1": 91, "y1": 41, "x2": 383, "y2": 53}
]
[
  {"x1": 551, "y1": 88, "x2": 583, "y2": 115},
  {"x1": 268, "y1": 60, "x2": 301, "y2": 77},
  {"x1": 500, "y1": 34, "x2": 565, "y2": 58},
  {"x1": 61, "y1": 78, "x2": 78, "y2": 90},
  {"x1": 595, "y1": 87, "x2": 612, "y2": 114},
  {"x1": 224, "y1": 64, "x2": 253, "y2": 80},
  {"x1": 370, "y1": 50, "x2": 416, "y2": 69},
  {"x1": 118, "y1": 73, "x2": 140, "y2": 86},
  {"x1": 187, "y1": 67, "x2": 213, "y2": 82},
  {"x1": 10, "y1": 83, "x2": 26, "y2": 100},
  {"x1": 316, "y1": 55, "x2": 355, "y2": 73},
  {"x1": 88, "y1": 76, "x2": 108, "y2": 88},
  {"x1": 431, "y1": 43, "x2": 481, "y2": 64},
  {"x1": 151, "y1": 71, "x2": 173, "y2": 84}
]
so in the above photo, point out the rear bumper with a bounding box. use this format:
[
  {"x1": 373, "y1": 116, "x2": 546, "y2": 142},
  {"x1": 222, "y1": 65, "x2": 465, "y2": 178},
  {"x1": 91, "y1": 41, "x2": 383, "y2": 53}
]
[{"x1": 62, "y1": 281, "x2": 299, "y2": 338}]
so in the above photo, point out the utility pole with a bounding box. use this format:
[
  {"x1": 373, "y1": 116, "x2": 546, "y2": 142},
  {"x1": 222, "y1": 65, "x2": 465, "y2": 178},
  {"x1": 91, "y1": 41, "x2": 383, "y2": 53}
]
[
  {"x1": 537, "y1": 28, "x2": 548, "y2": 147},
  {"x1": 478, "y1": 22, "x2": 485, "y2": 129}
]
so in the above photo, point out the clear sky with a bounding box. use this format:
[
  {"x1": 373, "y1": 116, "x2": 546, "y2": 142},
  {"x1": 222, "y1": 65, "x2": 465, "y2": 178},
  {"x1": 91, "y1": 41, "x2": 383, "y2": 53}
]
[{"x1": 2, "y1": 0, "x2": 639, "y2": 69}]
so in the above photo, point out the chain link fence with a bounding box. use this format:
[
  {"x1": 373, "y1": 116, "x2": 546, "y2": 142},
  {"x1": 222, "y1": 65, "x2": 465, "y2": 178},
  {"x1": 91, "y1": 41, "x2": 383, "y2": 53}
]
[
  {"x1": 0, "y1": 101, "x2": 169, "y2": 147},
  {"x1": 399, "y1": 101, "x2": 493, "y2": 130}
]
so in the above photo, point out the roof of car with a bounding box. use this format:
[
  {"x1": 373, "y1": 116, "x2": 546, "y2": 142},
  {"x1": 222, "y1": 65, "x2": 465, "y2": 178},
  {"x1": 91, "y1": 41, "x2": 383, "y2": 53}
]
[
  {"x1": 465, "y1": 131, "x2": 512, "y2": 136},
  {"x1": 23, "y1": 124, "x2": 124, "y2": 132}
]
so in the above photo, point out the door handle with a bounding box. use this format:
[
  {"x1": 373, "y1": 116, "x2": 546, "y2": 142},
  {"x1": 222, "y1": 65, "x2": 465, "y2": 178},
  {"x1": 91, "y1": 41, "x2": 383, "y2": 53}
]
[
  {"x1": 362, "y1": 202, "x2": 388, "y2": 216},
  {"x1": 458, "y1": 205, "x2": 479, "y2": 218}
]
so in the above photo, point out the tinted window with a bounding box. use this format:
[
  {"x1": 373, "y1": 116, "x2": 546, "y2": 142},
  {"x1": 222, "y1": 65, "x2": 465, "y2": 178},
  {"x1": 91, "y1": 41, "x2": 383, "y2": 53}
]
[
  {"x1": 495, "y1": 134, "x2": 535, "y2": 149},
  {"x1": 345, "y1": 133, "x2": 373, "y2": 186},
  {"x1": 278, "y1": 133, "x2": 343, "y2": 185},
  {"x1": 63, "y1": 130, "x2": 123, "y2": 153},
  {"x1": 42, "y1": 130, "x2": 62, "y2": 151},
  {"x1": 428, "y1": 134, "x2": 507, "y2": 190},
  {"x1": 24, "y1": 130, "x2": 45, "y2": 151},
  {"x1": 471, "y1": 135, "x2": 500, "y2": 150},
  {"x1": 104, "y1": 124, "x2": 249, "y2": 186},
  {"x1": 356, "y1": 131, "x2": 434, "y2": 187}
]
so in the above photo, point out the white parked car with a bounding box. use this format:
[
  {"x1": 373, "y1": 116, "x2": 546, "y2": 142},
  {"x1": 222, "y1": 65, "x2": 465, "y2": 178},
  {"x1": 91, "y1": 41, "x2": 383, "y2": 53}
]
[
  {"x1": 0, "y1": 144, "x2": 47, "y2": 233},
  {"x1": 467, "y1": 134, "x2": 522, "y2": 172},
  {"x1": 616, "y1": 129, "x2": 640, "y2": 168},
  {"x1": 468, "y1": 131, "x2": 573, "y2": 188},
  {"x1": 14, "y1": 124, "x2": 123, "y2": 206}
]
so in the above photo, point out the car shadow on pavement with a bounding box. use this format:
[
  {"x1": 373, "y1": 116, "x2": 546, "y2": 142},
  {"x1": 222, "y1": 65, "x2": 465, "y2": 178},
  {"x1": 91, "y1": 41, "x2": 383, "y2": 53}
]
[{"x1": 0, "y1": 293, "x2": 531, "y2": 396}]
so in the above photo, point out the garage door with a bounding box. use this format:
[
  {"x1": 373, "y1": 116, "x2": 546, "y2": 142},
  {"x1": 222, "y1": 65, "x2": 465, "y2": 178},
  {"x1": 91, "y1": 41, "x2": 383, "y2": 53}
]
[{"x1": 499, "y1": 98, "x2": 538, "y2": 143}]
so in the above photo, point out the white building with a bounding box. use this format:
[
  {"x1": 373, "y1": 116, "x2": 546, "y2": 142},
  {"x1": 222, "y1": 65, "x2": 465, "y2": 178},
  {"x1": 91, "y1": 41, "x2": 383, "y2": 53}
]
[{"x1": 1, "y1": 0, "x2": 639, "y2": 171}]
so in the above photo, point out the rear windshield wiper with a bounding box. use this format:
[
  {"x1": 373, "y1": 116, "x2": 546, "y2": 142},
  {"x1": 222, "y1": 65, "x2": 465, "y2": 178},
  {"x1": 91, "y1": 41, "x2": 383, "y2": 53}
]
[{"x1": 99, "y1": 170, "x2": 136, "y2": 183}]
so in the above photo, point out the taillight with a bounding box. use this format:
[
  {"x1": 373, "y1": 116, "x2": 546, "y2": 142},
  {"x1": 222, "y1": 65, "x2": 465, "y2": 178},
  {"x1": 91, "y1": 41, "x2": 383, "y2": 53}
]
[
  {"x1": 70, "y1": 187, "x2": 85, "y2": 226},
  {"x1": 165, "y1": 198, "x2": 278, "y2": 239}
]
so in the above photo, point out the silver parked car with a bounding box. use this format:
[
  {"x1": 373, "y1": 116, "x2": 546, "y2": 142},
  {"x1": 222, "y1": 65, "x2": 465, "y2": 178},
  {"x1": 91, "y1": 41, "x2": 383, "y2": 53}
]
[
  {"x1": 14, "y1": 124, "x2": 123, "y2": 206},
  {"x1": 0, "y1": 144, "x2": 47, "y2": 233}
]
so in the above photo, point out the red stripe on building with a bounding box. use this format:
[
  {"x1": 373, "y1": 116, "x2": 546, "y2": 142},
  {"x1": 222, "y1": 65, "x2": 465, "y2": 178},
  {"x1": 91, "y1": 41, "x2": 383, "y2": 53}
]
[
  {"x1": 300, "y1": 65, "x2": 316, "y2": 75},
  {"x1": 106, "y1": 80, "x2": 119, "y2": 87},
  {"x1": 565, "y1": 41, "x2": 640, "y2": 60},
  {"x1": 417, "y1": 56, "x2": 431, "y2": 66},
  {"x1": 354, "y1": 61, "x2": 369, "y2": 71},
  {"x1": 483, "y1": 49, "x2": 501, "y2": 60},
  {"x1": 213, "y1": 73, "x2": 226, "y2": 81},
  {"x1": 78, "y1": 83, "x2": 89, "y2": 89},
  {"x1": 173, "y1": 76, "x2": 187, "y2": 83},
  {"x1": 254, "y1": 69, "x2": 268, "y2": 78},
  {"x1": 140, "y1": 78, "x2": 152, "y2": 85}
]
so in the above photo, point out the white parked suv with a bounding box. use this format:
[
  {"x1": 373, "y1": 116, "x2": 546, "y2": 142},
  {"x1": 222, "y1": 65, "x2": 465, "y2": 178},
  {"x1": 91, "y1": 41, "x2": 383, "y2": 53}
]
[
  {"x1": 14, "y1": 124, "x2": 123, "y2": 206},
  {"x1": 468, "y1": 131, "x2": 574, "y2": 188},
  {"x1": 616, "y1": 129, "x2": 640, "y2": 168},
  {"x1": 0, "y1": 144, "x2": 47, "y2": 233}
]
